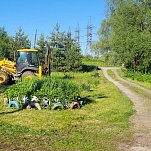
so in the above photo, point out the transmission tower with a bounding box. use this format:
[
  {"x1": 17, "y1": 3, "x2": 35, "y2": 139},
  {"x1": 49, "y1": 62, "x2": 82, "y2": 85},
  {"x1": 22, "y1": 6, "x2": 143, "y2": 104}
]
[
  {"x1": 75, "y1": 23, "x2": 80, "y2": 46},
  {"x1": 67, "y1": 27, "x2": 72, "y2": 49},
  {"x1": 33, "y1": 29, "x2": 37, "y2": 49},
  {"x1": 67, "y1": 27, "x2": 72, "y2": 40},
  {"x1": 86, "y1": 17, "x2": 93, "y2": 55}
]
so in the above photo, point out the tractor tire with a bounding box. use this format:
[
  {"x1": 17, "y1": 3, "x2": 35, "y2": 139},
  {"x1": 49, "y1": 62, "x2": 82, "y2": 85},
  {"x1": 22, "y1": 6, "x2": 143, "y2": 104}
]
[
  {"x1": 51, "y1": 103, "x2": 64, "y2": 110},
  {"x1": 8, "y1": 101, "x2": 19, "y2": 109},
  {"x1": 0, "y1": 71, "x2": 9, "y2": 85},
  {"x1": 70, "y1": 102, "x2": 80, "y2": 109},
  {"x1": 22, "y1": 71, "x2": 35, "y2": 79}
]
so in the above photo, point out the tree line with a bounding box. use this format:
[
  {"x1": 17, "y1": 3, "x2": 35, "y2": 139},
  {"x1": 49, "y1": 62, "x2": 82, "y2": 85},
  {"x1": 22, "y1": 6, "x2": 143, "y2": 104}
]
[
  {"x1": 0, "y1": 23, "x2": 82, "y2": 72},
  {"x1": 92, "y1": 0, "x2": 151, "y2": 73}
]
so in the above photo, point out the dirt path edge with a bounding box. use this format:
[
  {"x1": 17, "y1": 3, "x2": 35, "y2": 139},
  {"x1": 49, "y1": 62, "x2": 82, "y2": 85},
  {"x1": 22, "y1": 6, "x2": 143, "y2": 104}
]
[{"x1": 101, "y1": 67, "x2": 151, "y2": 151}]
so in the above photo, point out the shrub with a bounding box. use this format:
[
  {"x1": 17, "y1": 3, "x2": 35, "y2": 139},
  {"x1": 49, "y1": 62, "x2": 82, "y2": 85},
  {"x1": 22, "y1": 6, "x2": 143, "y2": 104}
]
[
  {"x1": 4, "y1": 76, "x2": 81, "y2": 109},
  {"x1": 123, "y1": 70, "x2": 151, "y2": 83}
]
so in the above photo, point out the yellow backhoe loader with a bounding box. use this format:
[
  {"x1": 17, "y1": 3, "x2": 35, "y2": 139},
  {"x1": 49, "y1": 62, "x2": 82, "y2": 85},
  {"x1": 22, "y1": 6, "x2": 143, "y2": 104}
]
[{"x1": 0, "y1": 49, "x2": 43, "y2": 84}]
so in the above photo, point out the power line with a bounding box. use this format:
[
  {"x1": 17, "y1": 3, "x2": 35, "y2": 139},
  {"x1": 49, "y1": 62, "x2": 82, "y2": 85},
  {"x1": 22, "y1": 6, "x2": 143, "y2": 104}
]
[{"x1": 30, "y1": 19, "x2": 97, "y2": 55}]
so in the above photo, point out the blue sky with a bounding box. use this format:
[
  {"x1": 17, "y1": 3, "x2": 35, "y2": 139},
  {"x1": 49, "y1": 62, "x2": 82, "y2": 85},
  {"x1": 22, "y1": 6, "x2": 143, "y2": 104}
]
[{"x1": 0, "y1": 0, "x2": 106, "y2": 54}]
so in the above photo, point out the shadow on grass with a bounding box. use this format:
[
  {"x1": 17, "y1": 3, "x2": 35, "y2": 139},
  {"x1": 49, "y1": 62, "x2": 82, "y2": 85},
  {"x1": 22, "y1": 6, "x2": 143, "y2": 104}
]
[
  {"x1": 97, "y1": 94, "x2": 108, "y2": 99},
  {"x1": 62, "y1": 74, "x2": 74, "y2": 79},
  {"x1": 81, "y1": 93, "x2": 108, "y2": 105},
  {"x1": 81, "y1": 64, "x2": 96, "y2": 72},
  {"x1": 81, "y1": 97, "x2": 94, "y2": 105},
  {"x1": 0, "y1": 108, "x2": 23, "y2": 115},
  {"x1": 85, "y1": 92, "x2": 108, "y2": 99},
  {"x1": 0, "y1": 85, "x2": 7, "y2": 94},
  {"x1": 0, "y1": 83, "x2": 13, "y2": 94}
]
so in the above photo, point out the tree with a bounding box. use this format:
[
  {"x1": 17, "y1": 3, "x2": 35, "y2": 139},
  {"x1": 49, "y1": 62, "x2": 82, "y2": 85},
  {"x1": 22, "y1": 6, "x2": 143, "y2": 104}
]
[
  {"x1": 48, "y1": 23, "x2": 82, "y2": 72},
  {"x1": 96, "y1": 0, "x2": 151, "y2": 73},
  {"x1": 36, "y1": 33, "x2": 47, "y2": 65},
  {"x1": 0, "y1": 27, "x2": 14, "y2": 59},
  {"x1": 13, "y1": 27, "x2": 31, "y2": 51},
  {"x1": 48, "y1": 23, "x2": 66, "y2": 72},
  {"x1": 65, "y1": 31, "x2": 82, "y2": 72},
  {"x1": 91, "y1": 19, "x2": 111, "y2": 58},
  {"x1": 109, "y1": 0, "x2": 151, "y2": 72}
]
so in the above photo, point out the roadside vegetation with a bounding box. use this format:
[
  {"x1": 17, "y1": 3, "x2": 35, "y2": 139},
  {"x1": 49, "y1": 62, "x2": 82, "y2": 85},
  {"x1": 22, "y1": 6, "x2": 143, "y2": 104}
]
[
  {"x1": 107, "y1": 69, "x2": 151, "y2": 99},
  {"x1": 0, "y1": 67, "x2": 133, "y2": 151},
  {"x1": 118, "y1": 69, "x2": 151, "y2": 90}
]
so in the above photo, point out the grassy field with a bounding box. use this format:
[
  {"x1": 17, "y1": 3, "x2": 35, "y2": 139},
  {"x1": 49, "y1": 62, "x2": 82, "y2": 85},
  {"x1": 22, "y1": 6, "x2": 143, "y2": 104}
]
[
  {"x1": 82, "y1": 57, "x2": 107, "y2": 67},
  {"x1": 0, "y1": 70, "x2": 133, "y2": 151}
]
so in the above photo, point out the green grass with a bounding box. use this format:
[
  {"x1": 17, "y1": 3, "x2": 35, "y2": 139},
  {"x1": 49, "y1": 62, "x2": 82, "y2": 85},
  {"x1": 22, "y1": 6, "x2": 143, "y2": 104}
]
[
  {"x1": 0, "y1": 71, "x2": 133, "y2": 151},
  {"x1": 107, "y1": 70, "x2": 118, "y2": 80},
  {"x1": 82, "y1": 57, "x2": 107, "y2": 67},
  {"x1": 118, "y1": 69, "x2": 151, "y2": 90}
]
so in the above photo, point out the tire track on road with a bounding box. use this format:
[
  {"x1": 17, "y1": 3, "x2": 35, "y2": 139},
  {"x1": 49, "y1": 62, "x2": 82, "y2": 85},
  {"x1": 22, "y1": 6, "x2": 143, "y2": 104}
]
[{"x1": 101, "y1": 67, "x2": 151, "y2": 151}]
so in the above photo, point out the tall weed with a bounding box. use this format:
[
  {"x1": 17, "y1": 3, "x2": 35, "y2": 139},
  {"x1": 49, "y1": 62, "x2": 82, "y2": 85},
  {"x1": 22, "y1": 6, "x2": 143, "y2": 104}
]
[{"x1": 124, "y1": 70, "x2": 151, "y2": 83}]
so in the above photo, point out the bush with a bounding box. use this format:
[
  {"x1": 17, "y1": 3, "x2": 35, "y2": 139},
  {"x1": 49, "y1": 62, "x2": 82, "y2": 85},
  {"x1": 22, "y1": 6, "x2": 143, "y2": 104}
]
[
  {"x1": 4, "y1": 76, "x2": 81, "y2": 109},
  {"x1": 123, "y1": 70, "x2": 151, "y2": 83}
]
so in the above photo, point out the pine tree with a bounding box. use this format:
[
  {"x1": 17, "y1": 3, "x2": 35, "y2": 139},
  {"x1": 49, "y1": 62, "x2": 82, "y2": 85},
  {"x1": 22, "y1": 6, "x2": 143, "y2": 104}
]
[
  {"x1": 13, "y1": 27, "x2": 31, "y2": 50},
  {"x1": 48, "y1": 23, "x2": 66, "y2": 72},
  {"x1": 36, "y1": 33, "x2": 46, "y2": 65},
  {"x1": 65, "y1": 30, "x2": 82, "y2": 71},
  {"x1": 47, "y1": 23, "x2": 82, "y2": 72}
]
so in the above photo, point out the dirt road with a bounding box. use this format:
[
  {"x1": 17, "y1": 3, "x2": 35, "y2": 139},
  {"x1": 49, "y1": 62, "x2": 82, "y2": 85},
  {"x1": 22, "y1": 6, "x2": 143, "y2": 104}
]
[{"x1": 101, "y1": 67, "x2": 151, "y2": 151}]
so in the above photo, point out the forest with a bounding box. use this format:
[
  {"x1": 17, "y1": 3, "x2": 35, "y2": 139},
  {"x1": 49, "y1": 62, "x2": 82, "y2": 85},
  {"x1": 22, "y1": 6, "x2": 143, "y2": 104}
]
[{"x1": 91, "y1": 0, "x2": 151, "y2": 74}]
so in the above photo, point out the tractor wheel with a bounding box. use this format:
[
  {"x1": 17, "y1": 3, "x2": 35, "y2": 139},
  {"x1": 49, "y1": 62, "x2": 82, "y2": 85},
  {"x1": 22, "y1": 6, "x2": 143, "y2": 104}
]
[
  {"x1": 0, "y1": 71, "x2": 9, "y2": 84},
  {"x1": 22, "y1": 71, "x2": 35, "y2": 79}
]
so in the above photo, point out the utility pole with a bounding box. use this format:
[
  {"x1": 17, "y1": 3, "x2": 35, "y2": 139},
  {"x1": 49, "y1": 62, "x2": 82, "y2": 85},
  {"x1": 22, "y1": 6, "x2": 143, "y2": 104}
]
[
  {"x1": 33, "y1": 29, "x2": 37, "y2": 49},
  {"x1": 86, "y1": 17, "x2": 93, "y2": 55},
  {"x1": 75, "y1": 23, "x2": 80, "y2": 46}
]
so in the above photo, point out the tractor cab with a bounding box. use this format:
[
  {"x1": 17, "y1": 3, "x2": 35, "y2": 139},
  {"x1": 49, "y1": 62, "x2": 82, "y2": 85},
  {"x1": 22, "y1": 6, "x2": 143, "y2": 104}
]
[
  {"x1": 16, "y1": 49, "x2": 39, "y2": 73},
  {"x1": 0, "y1": 49, "x2": 42, "y2": 84}
]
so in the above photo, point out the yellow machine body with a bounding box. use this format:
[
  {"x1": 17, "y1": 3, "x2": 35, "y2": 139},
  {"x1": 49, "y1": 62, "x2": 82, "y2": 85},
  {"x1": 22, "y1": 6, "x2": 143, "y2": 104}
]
[{"x1": 0, "y1": 49, "x2": 43, "y2": 84}]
